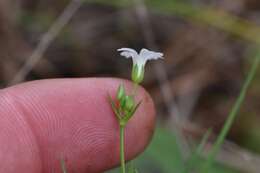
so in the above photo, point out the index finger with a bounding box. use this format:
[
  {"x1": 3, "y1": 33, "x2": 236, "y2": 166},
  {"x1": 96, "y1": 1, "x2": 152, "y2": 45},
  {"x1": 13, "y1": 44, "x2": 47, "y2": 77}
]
[{"x1": 0, "y1": 78, "x2": 155, "y2": 173}]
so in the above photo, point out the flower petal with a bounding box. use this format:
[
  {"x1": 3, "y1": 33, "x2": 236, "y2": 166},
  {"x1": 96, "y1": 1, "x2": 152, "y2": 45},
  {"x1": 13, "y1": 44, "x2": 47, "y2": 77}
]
[
  {"x1": 117, "y1": 48, "x2": 138, "y2": 59},
  {"x1": 139, "y1": 48, "x2": 164, "y2": 60}
]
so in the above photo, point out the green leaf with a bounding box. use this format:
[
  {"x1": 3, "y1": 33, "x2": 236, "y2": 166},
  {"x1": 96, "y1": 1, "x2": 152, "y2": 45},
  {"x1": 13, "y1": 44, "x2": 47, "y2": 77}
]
[{"x1": 108, "y1": 94, "x2": 122, "y2": 120}]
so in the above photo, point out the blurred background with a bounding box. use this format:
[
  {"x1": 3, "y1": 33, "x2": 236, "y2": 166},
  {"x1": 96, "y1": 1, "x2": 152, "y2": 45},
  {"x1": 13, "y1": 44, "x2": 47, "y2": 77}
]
[{"x1": 1, "y1": 0, "x2": 260, "y2": 172}]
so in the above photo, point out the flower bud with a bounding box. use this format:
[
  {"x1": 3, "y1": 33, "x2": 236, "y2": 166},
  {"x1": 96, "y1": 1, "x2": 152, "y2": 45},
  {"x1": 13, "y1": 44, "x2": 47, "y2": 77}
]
[
  {"x1": 117, "y1": 84, "x2": 125, "y2": 101},
  {"x1": 124, "y1": 96, "x2": 135, "y2": 111}
]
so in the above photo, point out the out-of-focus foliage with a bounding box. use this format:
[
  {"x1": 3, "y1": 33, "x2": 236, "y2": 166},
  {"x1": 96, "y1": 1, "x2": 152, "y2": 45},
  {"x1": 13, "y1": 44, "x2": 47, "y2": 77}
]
[{"x1": 108, "y1": 127, "x2": 240, "y2": 173}]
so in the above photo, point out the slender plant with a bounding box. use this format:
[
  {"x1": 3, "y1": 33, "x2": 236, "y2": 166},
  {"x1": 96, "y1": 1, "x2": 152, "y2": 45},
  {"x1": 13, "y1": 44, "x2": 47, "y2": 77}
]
[
  {"x1": 109, "y1": 48, "x2": 163, "y2": 173},
  {"x1": 202, "y1": 51, "x2": 260, "y2": 172}
]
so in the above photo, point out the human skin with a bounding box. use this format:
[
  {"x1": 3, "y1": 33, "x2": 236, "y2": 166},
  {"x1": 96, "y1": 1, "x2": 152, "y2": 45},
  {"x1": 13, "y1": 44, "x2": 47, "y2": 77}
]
[{"x1": 0, "y1": 78, "x2": 155, "y2": 173}]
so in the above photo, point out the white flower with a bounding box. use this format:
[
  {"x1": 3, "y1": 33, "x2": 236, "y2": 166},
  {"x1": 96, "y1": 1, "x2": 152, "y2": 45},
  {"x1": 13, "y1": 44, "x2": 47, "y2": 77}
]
[
  {"x1": 118, "y1": 48, "x2": 163, "y2": 83},
  {"x1": 118, "y1": 48, "x2": 163, "y2": 68}
]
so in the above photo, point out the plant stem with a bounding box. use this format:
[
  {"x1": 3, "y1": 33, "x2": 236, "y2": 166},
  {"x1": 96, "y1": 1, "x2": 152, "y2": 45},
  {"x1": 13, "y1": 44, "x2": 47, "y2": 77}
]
[
  {"x1": 131, "y1": 83, "x2": 138, "y2": 96},
  {"x1": 203, "y1": 52, "x2": 260, "y2": 172},
  {"x1": 120, "y1": 125, "x2": 126, "y2": 173},
  {"x1": 60, "y1": 159, "x2": 67, "y2": 173}
]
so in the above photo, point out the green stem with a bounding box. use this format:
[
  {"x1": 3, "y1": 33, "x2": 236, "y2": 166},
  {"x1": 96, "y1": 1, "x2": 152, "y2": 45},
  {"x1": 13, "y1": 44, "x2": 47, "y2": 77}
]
[
  {"x1": 131, "y1": 83, "x2": 138, "y2": 96},
  {"x1": 120, "y1": 125, "x2": 126, "y2": 173},
  {"x1": 60, "y1": 159, "x2": 67, "y2": 173},
  {"x1": 203, "y1": 52, "x2": 260, "y2": 172}
]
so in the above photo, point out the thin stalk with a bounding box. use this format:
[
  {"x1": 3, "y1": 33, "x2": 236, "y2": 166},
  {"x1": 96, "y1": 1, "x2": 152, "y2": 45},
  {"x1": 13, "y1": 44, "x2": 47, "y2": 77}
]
[
  {"x1": 182, "y1": 129, "x2": 212, "y2": 173},
  {"x1": 120, "y1": 125, "x2": 126, "y2": 173},
  {"x1": 203, "y1": 52, "x2": 260, "y2": 172},
  {"x1": 131, "y1": 83, "x2": 138, "y2": 96},
  {"x1": 61, "y1": 159, "x2": 67, "y2": 173}
]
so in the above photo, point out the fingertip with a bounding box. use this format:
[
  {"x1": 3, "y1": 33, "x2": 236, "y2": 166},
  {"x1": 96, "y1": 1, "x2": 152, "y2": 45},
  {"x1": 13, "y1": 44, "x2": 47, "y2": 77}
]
[{"x1": 1, "y1": 78, "x2": 156, "y2": 173}]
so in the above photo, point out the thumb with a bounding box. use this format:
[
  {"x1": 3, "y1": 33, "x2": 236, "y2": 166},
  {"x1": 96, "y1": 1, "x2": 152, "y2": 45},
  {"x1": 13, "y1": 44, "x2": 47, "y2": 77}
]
[{"x1": 0, "y1": 78, "x2": 155, "y2": 173}]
